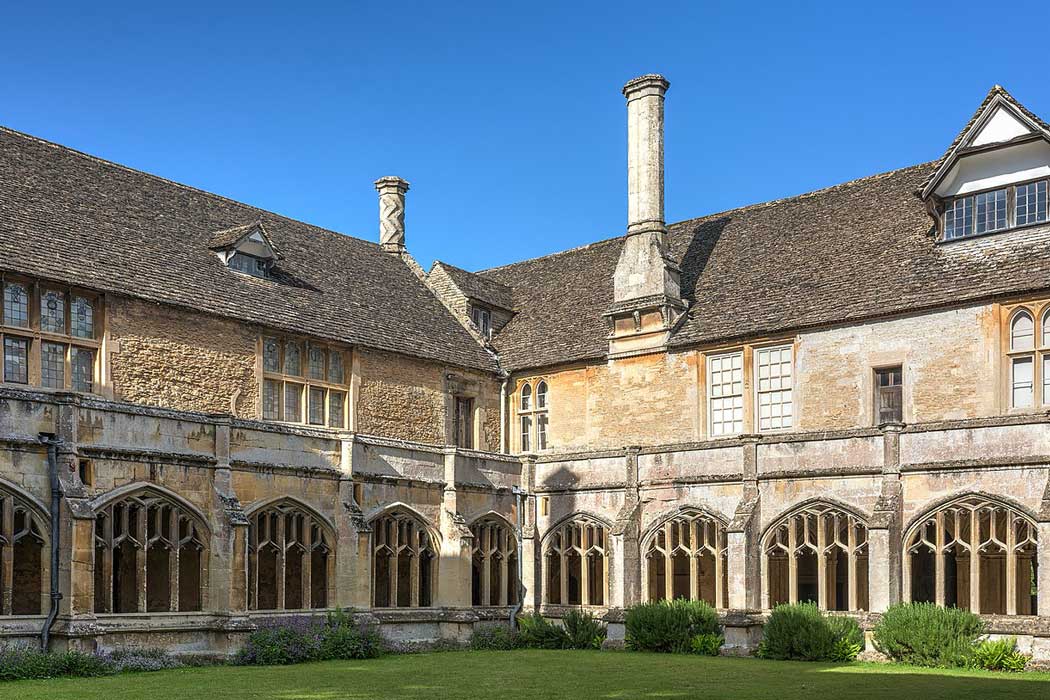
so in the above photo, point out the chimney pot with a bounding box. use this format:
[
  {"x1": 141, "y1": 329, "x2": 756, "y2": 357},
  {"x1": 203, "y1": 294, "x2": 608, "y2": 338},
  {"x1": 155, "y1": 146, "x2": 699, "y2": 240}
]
[{"x1": 374, "y1": 176, "x2": 410, "y2": 253}]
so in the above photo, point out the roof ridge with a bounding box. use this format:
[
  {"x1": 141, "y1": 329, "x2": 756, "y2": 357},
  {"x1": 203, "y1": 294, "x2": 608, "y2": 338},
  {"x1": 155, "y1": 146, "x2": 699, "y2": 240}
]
[
  {"x1": 0, "y1": 124, "x2": 383, "y2": 252},
  {"x1": 479, "y1": 160, "x2": 933, "y2": 275}
]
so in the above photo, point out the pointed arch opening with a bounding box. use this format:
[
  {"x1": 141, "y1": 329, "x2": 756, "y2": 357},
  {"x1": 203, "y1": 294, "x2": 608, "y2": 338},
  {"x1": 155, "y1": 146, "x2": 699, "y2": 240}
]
[
  {"x1": 470, "y1": 515, "x2": 518, "y2": 607},
  {"x1": 542, "y1": 514, "x2": 609, "y2": 607},
  {"x1": 247, "y1": 498, "x2": 334, "y2": 611},
  {"x1": 369, "y1": 508, "x2": 438, "y2": 608},
  {"x1": 642, "y1": 508, "x2": 728, "y2": 608},
  {"x1": 92, "y1": 486, "x2": 208, "y2": 614},
  {"x1": 904, "y1": 494, "x2": 1037, "y2": 615},
  {"x1": 1, "y1": 484, "x2": 49, "y2": 616},
  {"x1": 762, "y1": 502, "x2": 869, "y2": 611}
]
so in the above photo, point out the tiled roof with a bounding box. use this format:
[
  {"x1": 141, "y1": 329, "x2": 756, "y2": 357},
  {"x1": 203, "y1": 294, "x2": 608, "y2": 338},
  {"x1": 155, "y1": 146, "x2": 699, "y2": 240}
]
[
  {"x1": 431, "y1": 261, "x2": 514, "y2": 311},
  {"x1": 483, "y1": 162, "x2": 1050, "y2": 371},
  {"x1": 0, "y1": 126, "x2": 495, "y2": 371}
]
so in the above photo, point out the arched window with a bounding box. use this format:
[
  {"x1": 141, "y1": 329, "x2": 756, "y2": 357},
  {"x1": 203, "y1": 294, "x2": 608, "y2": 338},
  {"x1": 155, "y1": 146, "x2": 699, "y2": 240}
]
[
  {"x1": 248, "y1": 501, "x2": 332, "y2": 611},
  {"x1": 518, "y1": 379, "x2": 549, "y2": 452},
  {"x1": 904, "y1": 496, "x2": 1037, "y2": 615},
  {"x1": 644, "y1": 510, "x2": 727, "y2": 608},
  {"x1": 371, "y1": 511, "x2": 437, "y2": 608},
  {"x1": 543, "y1": 517, "x2": 608, "y2": 606},
  {"x1": 1010, "y1": 311, "x2": 1034, "y2": 351},
  {"x1": 0, "y1": 488, "x2": 47, "y2": 615},
  {"x1": 471, "y1": 517, "x2": 518, "y2": 606},
  {"x1": 1009, "y1": 310, "x2": 1036, "y2": 408},
  {"x1": 93, "y1": 490, "x2": 206, "y2": 614},
  {"x1": 763, "y1": 504, "x2": 869, "y2": 611}
]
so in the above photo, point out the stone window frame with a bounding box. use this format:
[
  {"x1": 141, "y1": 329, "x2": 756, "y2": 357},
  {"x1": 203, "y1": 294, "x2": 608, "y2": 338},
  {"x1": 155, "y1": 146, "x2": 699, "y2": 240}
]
[
  {"x1": 259, "y1": 334, "x2": 350, "y2": 429},
  {"x1": 92, "y1": 486, "x2": 209, "y2": 615},
  {"x1": 761, "y1": 501, "x2": 870, "y2": 612},
  {"x1": 702, "y1": 339, "x2": 796, "y2": 439},
  {"x1": 903, "y1": 494, "x2": 1038, "y2": 616},
  {"x1": 541, "y1": 514, "x2": 609, "y2": 607},
  {"x1": 516, "y1": 378, "x2": 550, "y2": 453},
  {"x1": 246, "y1": 498, "x2": 334, "y2": 612},
  {"x1": 369, "y1": 507, "x2": 439, "y2": 608},
  {"x1": 470, "y1": 515, "x2": 519, "y2": 607},
  {"x1": 0, "y1": 274, "x2": 102, "y2": 393},
  {"x1": 0, "y1": 484, "x2": 50, "y2": 616},
  {"x1": 641, "y1": 507, "x2": 728, "y2": 608},
  {"x1": 469, "y1": 304, "x2": 493, "y2": 340},
  {"x1": 999, "y1": 301, "x2": 1050, "y2": 412}
]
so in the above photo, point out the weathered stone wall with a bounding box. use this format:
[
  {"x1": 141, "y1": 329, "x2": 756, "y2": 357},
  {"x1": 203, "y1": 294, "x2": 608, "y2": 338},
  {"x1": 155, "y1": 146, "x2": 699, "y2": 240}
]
[
  {"x1": 356, "y1": 347, "x2": 502, "y2": 449},
  {"x1": 521, "y1": 351, "x2": 699, "y2": 453},
  {"x1": 108, "y1": 296, "x2": 259, "y2": 417},
  {"x1": 795, "y1": 304, "x2": 999, "y2": 429}
]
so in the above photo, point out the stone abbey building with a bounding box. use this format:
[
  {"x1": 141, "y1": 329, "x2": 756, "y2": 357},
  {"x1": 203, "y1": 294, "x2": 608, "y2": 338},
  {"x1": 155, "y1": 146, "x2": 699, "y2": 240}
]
[{"x1": 2, "y1": 75, "x2": 1050, "y2": 659}]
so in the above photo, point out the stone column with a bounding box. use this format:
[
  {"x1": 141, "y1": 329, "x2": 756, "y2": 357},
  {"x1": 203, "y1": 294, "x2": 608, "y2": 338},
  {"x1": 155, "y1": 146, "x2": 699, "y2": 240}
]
[
  {"x1": 868, "y1": 423, "x2": 904, "y2": 613},
  {"x1": 210, "y1": 416, "x2": 249, "y2": 616},
  {"x1": 519, "y1": 456, "x2": 539, "y2": 610},
  {"x1": 374, "y1": 176, "x2": 410, "y2": 254},
  {"x1": 1038, "y1": 476, "x2": 1050, "y2": 617},
  {"x1": 337, "y1": 436, "x2": 372, "y2": 608},
  {"x1": 609, "y1": 447, "x2": 642, "y2": 609},
  {"x1": 437, "y1": 448, "x2": 472, "y2": 607},
  {"x1": 727, "y1": 437, "x2": 761, "y2": 611}
]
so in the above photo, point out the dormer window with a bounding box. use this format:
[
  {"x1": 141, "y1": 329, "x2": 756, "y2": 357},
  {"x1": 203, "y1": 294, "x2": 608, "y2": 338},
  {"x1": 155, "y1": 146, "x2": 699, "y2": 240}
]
[
  {"x1": 943, "y1": 179, "x2": 1049, "y2": 240},
  {"x1": 209, "y1": 221, "x2": 281, "y2": 277},
  {"x1": 470, "y1": 305, "x2": 492, "y2": 339}
]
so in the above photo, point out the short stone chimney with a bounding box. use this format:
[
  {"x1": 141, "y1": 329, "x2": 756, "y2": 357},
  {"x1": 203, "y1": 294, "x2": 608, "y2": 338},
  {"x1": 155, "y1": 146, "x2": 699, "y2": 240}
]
[
  {"x1": 606, "y1": 74, "x2": 684, "y2": 358},
  {"x1": 374, "y1": 176, "x2": 410, "y2": 253}
]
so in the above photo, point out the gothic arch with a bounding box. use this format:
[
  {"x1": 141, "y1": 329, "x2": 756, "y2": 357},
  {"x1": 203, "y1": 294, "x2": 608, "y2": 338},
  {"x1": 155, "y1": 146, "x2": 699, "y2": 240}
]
[
  {"x1": 466, "y1": 509, "x2": 518, "y2": 534},
  {"x1": 761, "y1": 499, "x2": 870, "y2": 612},
  {"x1": 903, "y1": 491, "x2": 1038, "y2": 615},
  {"x1": 541, "y1": 512, "x2": 611, "y2": 607},
  {"x1": 246, "y1": 496, "x2": 335, "y2": 611},
  {"x1": 640, "y1": 505, "x2": 729, "y2": 607},
  {"x1": 0, "y1": 480, "x2": 50, "y2": 616},
  {"x1": 469, "y1": 512, "x2": 519, "y2": 607},
  {"x1": 91, "y1": 484, "x2": 209, "y2": 614},
  {"x1": 368, "y1": 504, "x2": 439, "y2": 608}
]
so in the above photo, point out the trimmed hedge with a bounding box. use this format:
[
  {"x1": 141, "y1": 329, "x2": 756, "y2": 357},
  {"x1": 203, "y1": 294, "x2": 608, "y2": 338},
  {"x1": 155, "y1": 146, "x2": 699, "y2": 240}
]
[
  {"x1": 872, "y1": 603, "x2": 985, "y2": 668},
  {"x1": 757, "y1": 603, "x2": 863, "y2": 662},
  {"x1": 625, "y1": 599, "x2": 722, "y2": 654}
]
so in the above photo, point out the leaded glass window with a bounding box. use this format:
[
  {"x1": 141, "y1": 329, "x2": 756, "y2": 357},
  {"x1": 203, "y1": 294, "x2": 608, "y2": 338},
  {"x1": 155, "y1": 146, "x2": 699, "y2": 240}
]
[
  {"x1": 328, "y1": 391, "x2": 345, "y2": 428},
  {"x1": 41, "y1": 342, "x2": 65, "y2": 389},
  {"x1": 284, "y1": 383, "x2": 303, "y2": 422},
  {"x1": 263, "y1": 337, "x2": 280, "y2": 373},
  {"x1": 308, "y1": 346, "x2": 326, "y2": 380},
  {"x1": 975, "y1": 188, "x2": 1008, "y2": 235},
  {"x1": 517, "y1": 379, "x2": 549, "y2": 452},
  {"x1": 944, "y1": 196, "x2": 974, "y2": 240},
  {"x1": 71, "y1": 347, "x2": 94, "y2": 392},
  {"x1": 71, "y1": 296, "x2": 94, "y2": 339},
  {"x1": 3, "y1": 283, "x2": 28, "y2": 328},
  {"x1": 40, "y1": 290, "x2": 65, "y2": 334},
  {"x1": 263, "y1": 379, "x2": 280, "y2": 420},
  {"x1": 284, "y1": 341, "x2": 302, "y2": 376},
  {"x1": 3, "y1": 337, "x2": 28, "y2": 384},
  {"x1": 308, "y1": 386, "x2": 325, "y2": 425},
  {"x1": 327, "y1": 351, "x2": 344, "y2": 384}
]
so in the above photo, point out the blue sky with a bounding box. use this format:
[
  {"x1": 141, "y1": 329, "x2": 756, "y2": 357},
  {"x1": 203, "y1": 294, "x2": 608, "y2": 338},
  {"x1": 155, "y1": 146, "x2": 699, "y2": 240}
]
[{"x1": 2, "y1": 2, "x2": 1048, "y2": 271}]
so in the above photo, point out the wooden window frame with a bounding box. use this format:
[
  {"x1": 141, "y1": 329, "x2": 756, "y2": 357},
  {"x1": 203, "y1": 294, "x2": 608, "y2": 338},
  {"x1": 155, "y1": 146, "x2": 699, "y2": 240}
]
[
  {"x1": 0, "y1": 275, "x2": 102, "y2": 394},
  {"x1": 940, "y1": 176, "x2": 1050, "y2": 242},
  {"x1": 260, "y1": 335, "x2": 350, "y2": 429}
]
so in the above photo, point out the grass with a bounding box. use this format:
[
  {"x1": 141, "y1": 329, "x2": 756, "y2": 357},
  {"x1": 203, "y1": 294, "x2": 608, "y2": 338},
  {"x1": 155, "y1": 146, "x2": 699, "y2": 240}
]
[{"x1": 5, "y1": 650, "x2": 1050, "y2": 699}]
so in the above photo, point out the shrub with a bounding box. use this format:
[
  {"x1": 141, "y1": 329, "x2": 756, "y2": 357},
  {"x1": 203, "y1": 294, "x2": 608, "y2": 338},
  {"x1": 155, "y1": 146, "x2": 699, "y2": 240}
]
[
  {"x1": 517, "y1": 613, "x2": 569, "y2": 649},
  {"x1": 872, "y1": 603, "x2": 985, "y2": 668},
  {"x1": 471, "y1": 625, "x2": 521, "y2": 651},
  {"x1": 0, "y1": 646, "x2": 184, "y2": 681},
  {"x1": 757, "y1": 603, "x2": 863, "y2": 662},
  {"x1": 689, "y1": 633, "x2": 724, "y2": 656},
  {"x1": 104, "y1": 648, "x2": 185, "y2": 673},
  {"x1": 562, "y1": 610, "x2": 607, "y2": 650},
  {"x1": 972, "y1": 637, "x2": 1029, "y2": 672},
  {"x1": 625, "y1": 599, "x2": 721, "y2": 654},
  {"x1": 234, "y1": 612, "x2": 383, "y2": 666}
]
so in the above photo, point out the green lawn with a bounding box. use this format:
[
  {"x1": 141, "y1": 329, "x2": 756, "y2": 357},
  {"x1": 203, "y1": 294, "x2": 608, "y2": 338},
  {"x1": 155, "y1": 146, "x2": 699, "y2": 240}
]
[{"x1": 6, "y1": 650, "x2": 1050, "y2": 699}]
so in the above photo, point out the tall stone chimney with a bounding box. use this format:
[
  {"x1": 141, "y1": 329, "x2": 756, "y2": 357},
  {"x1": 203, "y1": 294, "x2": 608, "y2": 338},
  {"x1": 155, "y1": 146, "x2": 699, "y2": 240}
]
[
  {"x1": 606, "y1": 74, "x2": 685, "y2": 357},
  {"x1": 374, "y1": 176, "x2": 410, "y2": 253}
]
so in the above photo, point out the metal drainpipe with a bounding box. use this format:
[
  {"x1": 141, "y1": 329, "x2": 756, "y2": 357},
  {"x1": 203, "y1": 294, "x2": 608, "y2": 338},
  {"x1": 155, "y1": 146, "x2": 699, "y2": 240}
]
[
  {"x1": 39, "y1": 433, "x2": 64, "y2": 652},
  {"x1": 510, "y1": 486, "x2": 526, "y2": 631},
  {"x1": 499, "y1": 377, "x2": 509, "y2": 454}
]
